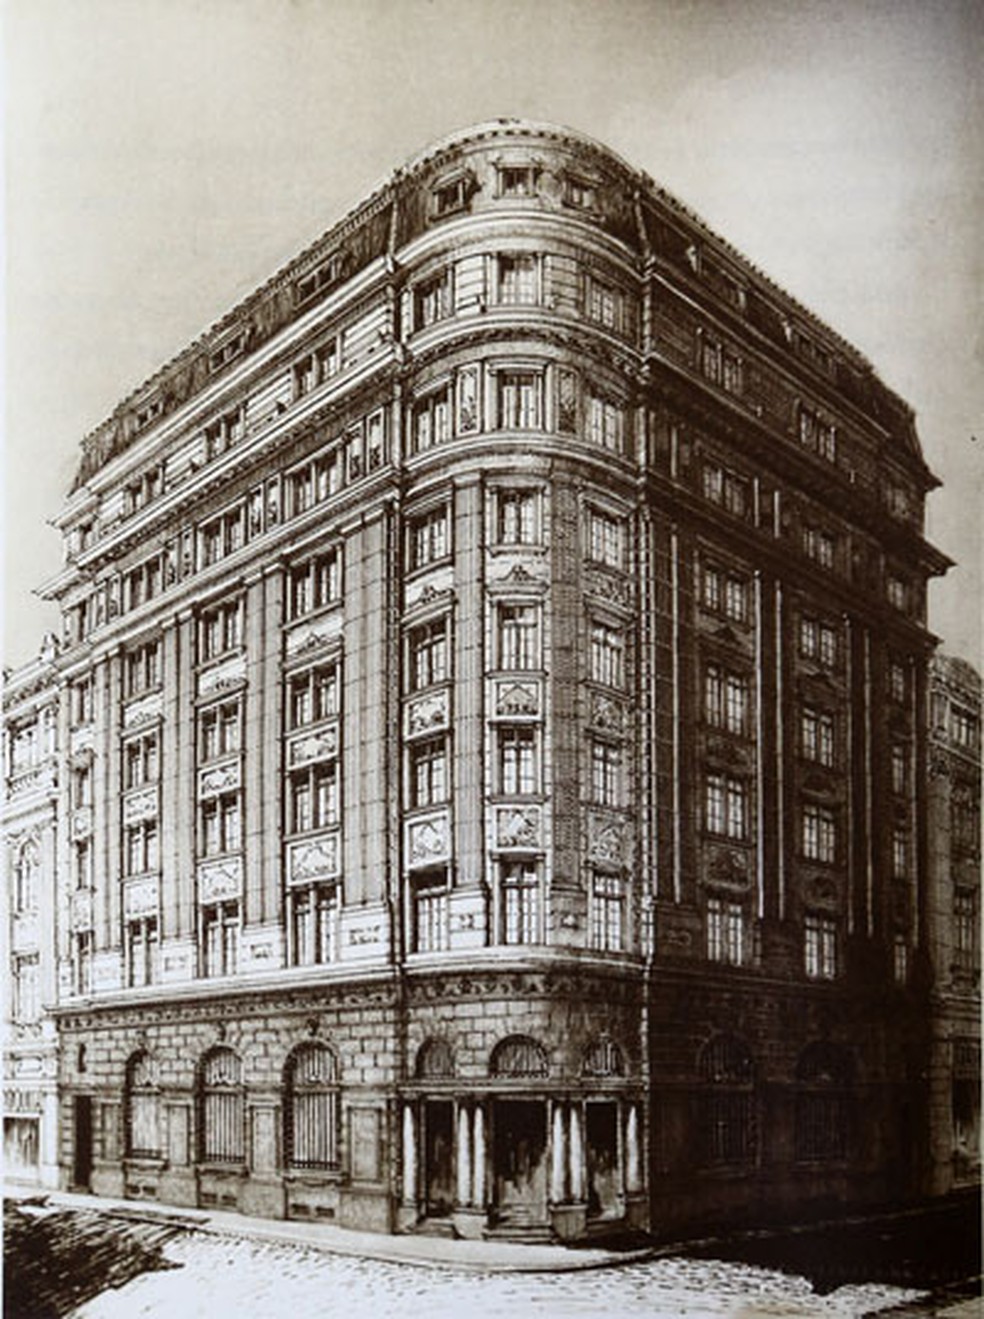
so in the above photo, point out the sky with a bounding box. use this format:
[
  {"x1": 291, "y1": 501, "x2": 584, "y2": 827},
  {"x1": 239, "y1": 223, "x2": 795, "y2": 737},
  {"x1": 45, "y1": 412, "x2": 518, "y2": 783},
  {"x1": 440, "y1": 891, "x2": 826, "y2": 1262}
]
[{"x1": 4, "y1": 0, "x2": 982, "y2": 671}]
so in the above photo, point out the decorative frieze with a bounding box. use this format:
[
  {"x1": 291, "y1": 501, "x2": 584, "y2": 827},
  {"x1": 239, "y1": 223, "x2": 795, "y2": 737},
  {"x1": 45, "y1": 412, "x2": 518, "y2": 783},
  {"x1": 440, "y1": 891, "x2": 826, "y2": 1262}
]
[
  {"x1": 493, "y1": 678, "x2": 541, "y2": 718},
  {"x1": 404, "y1": 565, "x2": 454, "y2": 612},
  {"x1": 197, "y1": 759, "x2": 241, "y2": 799},
  {"x1": 122, "y1": 691, "x2": 163, "y2": 730},
  {"x1": 198, "y1": 651, "x2": 247, "y2": 697},
  {"x1": 123, "y1": 878, "x2": 159, "y2": 919},
  {"x1": 287, "y1": 833, "x2": 341, "y2": 884},
  {"x1": 405, "y1": 689, "x2": 450, "y2": 738},
  {"x1": 488, "y1": 559, "x2": 548, "y2": 592},
  {"x1": 493, "y1": 804, "x2": 542, "y2": 850},
  {"x1": 285, "y1": 611, "x2": 344, "y2": 659},
  {"x1": 406, "y1": 809, "x2": 452, "y2": 869},
  {"x1": 583, "y1": 567, "x2": 631, "y2": 608},
  {"x1": 8, "y1": 766, "x2": 57, "y2": 798},
  {"x1": 287, "y1": 724, "x2": 339, "y2": 768},
  {"x1": 196, "y1": 856, "x2": 244, "y2": 903},
  {"x1": 122, "y1": 788, "x2": 158, "y2": 825},
  {"x1": 70, "y1": 888, "x2": 95, "y2": 931}
]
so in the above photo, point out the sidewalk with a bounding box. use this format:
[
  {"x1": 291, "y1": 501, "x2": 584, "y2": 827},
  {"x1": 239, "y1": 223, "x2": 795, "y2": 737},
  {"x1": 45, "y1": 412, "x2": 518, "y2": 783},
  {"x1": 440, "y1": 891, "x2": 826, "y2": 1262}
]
[{"x1": 3, "y1": 1186, "x2": 655, "y2": 1274}]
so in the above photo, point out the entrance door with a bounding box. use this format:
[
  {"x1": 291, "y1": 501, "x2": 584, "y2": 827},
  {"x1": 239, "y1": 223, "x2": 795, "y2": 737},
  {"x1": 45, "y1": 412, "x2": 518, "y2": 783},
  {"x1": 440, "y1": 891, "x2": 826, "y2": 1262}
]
[
  {"x1": 586, "y1": 1101, "x2": 620, "y2": 1219},
  {"x1": 493, "y1": 1100, "x2": 547, "y2": 1220},
  {"x1": 424, "y1": 1100, "x2": 454, "y2": 1216},
  {"x1": 73, "y1": 1096, "x2": 93, "y2": 1190}
]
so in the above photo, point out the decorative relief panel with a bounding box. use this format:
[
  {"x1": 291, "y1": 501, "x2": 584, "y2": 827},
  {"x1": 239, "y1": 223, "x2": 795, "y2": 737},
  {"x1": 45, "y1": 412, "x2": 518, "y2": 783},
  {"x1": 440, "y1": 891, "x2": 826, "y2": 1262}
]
[
  {"x1": 160, "y1": 939, "x2": 195, "y2": 984},
  {"x1": 240, "y1": 924, "x2": 283, "y2": 974},
  {"x1": 406, "y1": 810, "x2": 451, "y2": 868},
  {"x1": 493, "y1": 805, "x2": 542, "y2": 850},
  {"x1": 196, "y1": 856, "x2": 244, "y2": 903},
  {"x1": 198, "y1": 760, "x2": 241, "y2": 799},
  {"x1": 198, "y1": 652, "x2": 247, "y2": 697},
  {"x1": 122, "y1": 691, "x2": 163, "y2": 730},
  {"x1": 8, "y1": 767, "x2": 56, "y2": 798},
  {"x1": 285, "y1": 611, "x2": 343, "y2": 660},
  {"x1": 584, "y1": 567, "x2": 631, "y2": 608},
  {"x1": 123, "y1": 788, "x2": 158, "y2": 825},
  {"x1": 587, "y1": 812, "x2": 628, "y2": 866},
  {"x1": 405, "y1": 689, "x2": 450, "y2": 738},
  {"x1": 404, "y1": 565, "x2": 454, "y2": 612},
  {"x1": 70, "y1": 725, "x2": 95, "y2": 755},
  {"x1": 494, "y1": 679, "x2": 540, "y2": 718},
  {"x1": 123, "y1": 878, "x2": 159, "y2": 919},
  {"x1": 287, "y1": 723, "x2": 339, "y2": 768},
  {"x1": 11, "y1": 914, "x2": 39, "y2": 952},
  {"x1": 590, "y1": 693, "x2": 626, "y2": 734},
  {"x1": 488, "y1": 559, "x2": 548, "y2": 592},
  {"x1": 72, "y1": 807, "x2": 94, "y2": 841},
  {"x1": 70, "y1": 888, "x2": 94, "y2": 932},
  {"x1": 287, "y1": 833, "x2": 340, "y2": 884},
  {"x1": 702, "y1": 846, "x2": 752, "y2": 891}
]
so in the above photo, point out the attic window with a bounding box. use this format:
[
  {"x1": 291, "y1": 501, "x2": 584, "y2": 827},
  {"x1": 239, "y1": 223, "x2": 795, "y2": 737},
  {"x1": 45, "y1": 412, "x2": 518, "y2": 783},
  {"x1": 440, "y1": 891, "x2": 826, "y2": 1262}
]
[
  {"x1": 209, "y1": 329, "x2": 250, "y2": 374},
  {"x1": 431, "y1": 173, "x2": 471, "y2": 219},
  {"x1": 564, "y1": 174, "x2": 598, "y2": 211},
  {"x1": 295, "y1": 253, "x2": 345, "y2": 306},
  {"x1": 497, "y1": 164, "x2": 536, "y2": 199},
  {"x1": 135, "y1": 398, "x2": 163, "y2": 430}
]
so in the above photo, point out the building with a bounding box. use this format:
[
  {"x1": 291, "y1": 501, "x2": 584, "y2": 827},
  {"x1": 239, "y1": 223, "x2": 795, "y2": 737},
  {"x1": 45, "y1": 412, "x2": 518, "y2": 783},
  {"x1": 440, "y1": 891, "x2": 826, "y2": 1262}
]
[
  {"x1": 926, "y1": 654, "x2": 981, "y2": 1194},
  {"x1": 3, "y1": 119, "x2": 959, "y2": 1239},
  {"x1": 2, "y1": 634, "x2": 61, "y2": 1187}
]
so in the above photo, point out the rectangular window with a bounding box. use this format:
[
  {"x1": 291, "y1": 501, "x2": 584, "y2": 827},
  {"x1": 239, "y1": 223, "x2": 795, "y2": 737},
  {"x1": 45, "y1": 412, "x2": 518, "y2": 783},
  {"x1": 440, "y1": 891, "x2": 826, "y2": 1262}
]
[
  {"x1": 124, "y1": 467, "x2": 162, "y2": 516},
  {"x1": 75, "y1": 838, "x2": 92, "y2": 891},
  {"x1": 804, "y1": 915, "x2": 837, "y2": 979},
  {"x1": 702, "y1": 463, "x2": 748, "y2": 518},
  {"x1": 412, "y1": 871, "x2": 449, "y2": 954},
  {"x1": 801, "y1": 707, "x2": 835, "y2": 767},
  {"x1": 891, "y1": 744, "x2": 908, "y2": 796},
  {"x1": 803, "y1": 526, "x2": 836, "y2": 570},
  {"x1": 412, "y1": 385, "x2": 452, "y2": 453},
  {"x1": 705, "y1": 665, "x2": 748, "y2": 735},
  {"x1": 72, "y1": 677, "x2": 95, "y2": 725},
  {"x1": 289, "y1": 549, "x2": 341, "y2": 619},
  {"x1": 203, "y1": 408, "x2": 244, "y2": 461},
  {"x1": 587, "y1": 277, "x2": 620, "y2": 330},
  {"x1": 409, "y1": 736, "x2": 448, "y2": 808},
  {"x1": 802, "y1": 804, "x2": 837, "y2": 863},
  {"x1": 892, "y1": 828, "x2": 909, "y2": 879},
  {"x1": 498, "y1": 726, "x2": 537, "y2": 795},
  {"x1": 952, "y1": 707, "x2": 980, "y2": 750},
  {"x1": 888, "y1": 659, "x2": 908, "y2": 704},
  {"x1": 125, "y1": 640, "x2": 161, "y2": 696},
  {"x1": 409, "y1": 506, "x2": 450, "y2": 570},
  {"x1": 73, "y1": 764, "x2": 93, "y2": 808},
  {"x1": 955, "y1": 889, "x2": 977, "y2": 967},
  {"x1": 415, "y1": 270, "x2": 453, "y2": 329},
  {"x1": 200, "y1": 701, "x2": 241, "y2": 761},
  {"x1": 497, "y1": 253, "x2": 539, "y2": 304},
  {"x1": 587, "y1": 508, "x2": 625, "y2": 569},
  {"x1": 800, "y1": 617, "x2": 838, "y2": 668},
  {"x1": 497, "y1": 371, "x2": 542, "y2": 429},
  {"x1": 288, "y1": 663, "x2": 339, "y2": 728},
  {"x1": 497, "y1": 166, "x2": 536, "y2": 198},
  {"x1": 432, "y1": 175, "x2": 469, "y2": 217},
  {"x1": 798, "y1": 407, "x2": 836, "y2": 462},
  {"x1": 74, "y1": 933, "x2": 92, "y2": 997},
  {"x1": 125, "y1": 556, "x2": 162, "y2": 611},
  {"x1": 587, "y1": 397, "x2": 625, "y2": 452},
  {"x1": 590, "y1": 621, "x2": 624, "y2": 689},
  {"x1": 12, "y1": 955, "x2": 39, "y2": 1022},
  {"x1": 293, "y1": 336, "x2": 340, "y2": 397},
  {"x1": 200, "y1": 793, "x2": 241, "y2": 857},
  {"x1": 202, "y1": 901, "x2": 240, "y2": 977},
  {"x1": 288, "y1": 762, "x2": 338, "y2": 834},
  {"x1": 294, "y1": 254, "x2": 344, "y2": 305},
  {"x1": 290, "y1": 884, "x2": 338, "y2": 966},
  {"x1": 127, "y1": 916, "x2": 159, "y2": 988},
  {"x1": 123, "y1": 819, "x2": 159, "y2": 876},
  {"x1": 497, "y1": 604, "x2": 540, "y2": 671},
  {"x1": 200, "y1": 601, "x2": 242, "y2": 662},
  {"x1": 590, "y1": 739, "x2": 622, "y2": 807},
  {"x1": 590, "y1": 871, "x2": 623, "y2": 952},
  {"x1": 700, "y1": 337, "x2": 743, "y2": 394},
  {"x1": 407, "y1": 619, "x2": 448, "y2": 691},
  {"x1": 496, "y1": 489, "x2": 539, "y2": 545},
  {"x1": 123, "y1": 731, "x2": 160, "y2": 788},
  {"x1": 501, "y1": 860, "x2": 539, "y2": 944},
  {"x1": 706, "y1": 774, "x2": 747, "y2": 840},
  {"x1": 200, "y1": 507, "x2": 245, "y2": 567},
  {"x1": 707, "y1": 897, "x2": 744, "y2": 966},
  {"x1": 702, "y1": 566, "x2": 748, "y2": 622}
]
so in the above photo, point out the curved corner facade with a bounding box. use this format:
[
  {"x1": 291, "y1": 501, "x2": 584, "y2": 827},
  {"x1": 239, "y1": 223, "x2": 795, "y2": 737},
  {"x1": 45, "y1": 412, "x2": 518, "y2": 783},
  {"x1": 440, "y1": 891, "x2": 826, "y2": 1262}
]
[{"x1": 4, "y1": 120, "x2": 973, "y2": 1239}]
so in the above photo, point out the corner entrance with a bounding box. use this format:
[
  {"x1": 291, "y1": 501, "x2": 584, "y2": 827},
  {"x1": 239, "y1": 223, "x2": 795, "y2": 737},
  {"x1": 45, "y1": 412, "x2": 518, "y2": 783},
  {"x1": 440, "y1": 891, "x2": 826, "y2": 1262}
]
[
  {"x1": 585, "y1": 1101, "x2": 620, "y2": 1219},
  {"x1": 73, "y1": 1096, "x2": 93, "y2": 1191},
  {"x1": 492, "y1": 1099, "x2": 547, "y2": 1224},
  {"x1": 423, "y1": 1100, "x2": 454, "y2": 1216}
]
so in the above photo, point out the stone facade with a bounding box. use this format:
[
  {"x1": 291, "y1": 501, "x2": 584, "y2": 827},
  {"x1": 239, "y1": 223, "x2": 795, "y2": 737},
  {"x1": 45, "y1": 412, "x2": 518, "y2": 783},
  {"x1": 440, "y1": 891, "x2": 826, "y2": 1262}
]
[{"x1": 2, "y1": 119, "x2": 965, "y2": 1239}]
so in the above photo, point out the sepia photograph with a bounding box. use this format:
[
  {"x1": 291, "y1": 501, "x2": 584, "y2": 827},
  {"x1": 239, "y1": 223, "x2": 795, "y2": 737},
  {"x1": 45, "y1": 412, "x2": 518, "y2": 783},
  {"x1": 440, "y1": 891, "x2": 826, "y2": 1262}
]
[{"x1": 2, "y1": 2, "x2": 981, "y2": 1315}]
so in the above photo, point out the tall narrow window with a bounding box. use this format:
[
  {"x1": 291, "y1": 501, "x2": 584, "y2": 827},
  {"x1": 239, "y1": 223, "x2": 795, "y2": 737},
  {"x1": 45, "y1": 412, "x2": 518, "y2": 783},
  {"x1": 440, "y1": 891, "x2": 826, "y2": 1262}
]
[
  {"x1": 706, "y1": 774, "x2": 747, "y2": 840},
  {"x1": 412, "y1": 870, "x2": 449, "y2": 953},
  {"x1": 498, "y1": 604, "x2": 540, "y2": 671},
  {"x1": 408, "y1": 619, "x2": 449, "y2": 691},
  {"x1": 590, "y1": 739, "x2": 622, "y2": 807},
  {"x1": 199, "y1": 1048, "x2": 244, "y2": 1163},
  {"x1": 125, "y1": 1053, "x2": 161, "y2": 1158},
  {"x1": 497, "y1": 253, "x2": 538, "y2": 303},
  {"x1": 498, "y1": 371, "x2": 542, "y2": 429},
  {"x1": 801, "y1": 707, "x2": 835, "y2": 766},
  {"x1": 202, "y1": 902, "x2": 240, "y2": 978},
  {"x1": 127, "y1": 916, "x2": 159, "y2": 987},
  {"x1": 802, "y1": 804, "x2": 836, "y2": 863},
  {"x1": 590, "y1": 871, "x2": 623, "y2": 952},
  {"x1": 285, "y1": 1044, "x2": 340, "y2": 1170},
  {"x1": 289, "y1": 550, "x2": 341, "y2": 618},
  {"x1": 412, "y1": 386, "x2": 452, "y2": 453},
  {"x1": 290, "y1": 884, "x2": 338, "y2": 966},
  {"x1": 409, "y1": 506, "x2": 450, "y2": 570},
  {"x1": 200, "y1": 601, "x2": 241, "y2": 661},
  {"x1": 409, "y1": 737, "x2": 448, "y2": 808},
  {"x1": 804, "y1": 914, "x2": 838, "y2": 979},
  {"x1": 587, "y1": 509, "x2": 624, "y2": 569},
  {"x1": 590, "y1": 621, "x2": 624, "y2": 688},
  {"x1": 501, "y1": 860, "x2": 539, "y2": 944},
  {"x1": 707, "y1": 897, "x2": 744, "y2": 965},
  {"x1": 496, "y1": 490, "x2": 539, "y2": 545},
  {"x1": 288, "y1": 663, "x2": 338, "y2": 728},
  {"x1": 415, "y1": 271, "x2": 452, "y2": 329},
  {"x1": 705, "y1": 666, "x2": 748, "y2": 735},
  {"x1": 498, "y1": 726, "x2": 537, "y2": 795}
]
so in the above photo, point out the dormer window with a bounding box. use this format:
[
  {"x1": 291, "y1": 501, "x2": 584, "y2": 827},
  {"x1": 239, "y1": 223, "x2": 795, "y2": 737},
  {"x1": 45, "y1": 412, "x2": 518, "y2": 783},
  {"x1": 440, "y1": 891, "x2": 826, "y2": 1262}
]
[
  {"x1": 135, "y1": 397, "x2": 163, "y2": 431},
  {"x1": 798, "y1": 405, "x2": 837, "y2": 463},
  {"x1": 497, "y1": 164, "x2": 536, "y2": 198},
  {"x1": 208, "y1": 328, "x2": 250, "y2": 374},
  {"x1": 431, "y1": 173, "x2": 471, "y2": 219},
  {"x1": 294, "y1": 252, "x2": 345, "y2": 306},
  {"x1": 564, "y1": 174, "x2": 597, "y2": 210}
]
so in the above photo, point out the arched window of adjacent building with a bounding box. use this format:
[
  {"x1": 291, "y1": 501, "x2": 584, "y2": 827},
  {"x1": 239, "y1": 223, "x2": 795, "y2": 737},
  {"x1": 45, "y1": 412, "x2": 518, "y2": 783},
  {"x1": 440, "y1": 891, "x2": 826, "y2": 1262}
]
[
  {"x1": 284, "y1": 1043, "x2": 339, "y2": 1171},
  {"x1": 582, "y1": 1036, "x2": 625, "y2": 1078},
  {"x1": 125, "y1": 1051, "x2": 161, "y2": 1158},
  {"x1": 697, "y1": 1033, "x2": 756, "y2": 1166},
  {"x1": 415, "y1": 1037, "x2": 455, "y2": 1080},
  {"x1": 198, "y1": 1047, "x2": 244, "y2": 1164},
  {"x1": 489, "y1": 1035, "x2": 548, "y2": 1078},
  {"x1": 14, "y1": 840, "x2": 40, "y2": 913},
  {"x1": 795, "y1": 1041, "x2": 854, "y2": 1163}
]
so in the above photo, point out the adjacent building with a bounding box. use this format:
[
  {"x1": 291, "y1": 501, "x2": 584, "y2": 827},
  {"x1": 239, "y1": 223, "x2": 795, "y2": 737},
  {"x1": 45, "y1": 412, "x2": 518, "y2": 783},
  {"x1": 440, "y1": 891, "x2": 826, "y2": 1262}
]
[{"x1": 3, "y1": 120, "x2": 969, "y2": 1238}]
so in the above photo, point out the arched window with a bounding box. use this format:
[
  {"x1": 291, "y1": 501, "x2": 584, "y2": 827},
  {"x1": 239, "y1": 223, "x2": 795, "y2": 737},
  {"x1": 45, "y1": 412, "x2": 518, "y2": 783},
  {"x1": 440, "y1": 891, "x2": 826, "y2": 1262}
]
[
  {"x1": 582, "y1": 1036, "x2": 625, "y2": 1078},
  {"x1": 284, "y1": 1043, "x2": 339, "y2": 1170},
  {"x1": 697, "y1": 1034, "x2": 755, "y2": 1166},
  {"x1": 489, "y1": 1035, "x2": 548, "y2": 1078},
  {"x1": 199, "y1": 1047, "x2": 244, "y2": 1164},
  {"x1": 795, "y1": 1042, "x2": 853, "y2": 1162},
  {"x1": 415, "y1": 1037, "x2": 455, "y2": 1080},
  {"x1": 14, "y1": 841, "x2": 39, "y2": 913},
  {"x1": 125, "y1": 1052, "x2": 160, "y2": 1158}
]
